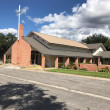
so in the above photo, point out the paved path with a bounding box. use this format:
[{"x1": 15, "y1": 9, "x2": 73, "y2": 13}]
[{"x1": 0, "y1": 67, "x2": 110, "y2": 110}]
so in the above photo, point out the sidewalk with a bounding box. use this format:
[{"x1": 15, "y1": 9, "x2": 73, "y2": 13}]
[{"x1": 1, "y1": 64, "x2": 20, "y2": 69}]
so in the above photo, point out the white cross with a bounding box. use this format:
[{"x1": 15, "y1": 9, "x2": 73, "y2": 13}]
[{"x1": 17, "y1": 5, "x2": 21, "y2": 41}]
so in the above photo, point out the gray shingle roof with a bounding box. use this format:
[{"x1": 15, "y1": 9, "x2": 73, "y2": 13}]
[
  {"x1": 86, "y1": 43, "x2": 106, "y2": 50},
  {"x1": 96, "y1": 51, "x2": 110, "y2": 58},
  {"x1": 5, "y1": 35, "x2": 92, "y2": 58},
  {"x1": 23, "y1": 37, "x2": 93, "y2": 58},
  {"x1": 5, "y1": 46, "x2": 12, "y2": 55}
]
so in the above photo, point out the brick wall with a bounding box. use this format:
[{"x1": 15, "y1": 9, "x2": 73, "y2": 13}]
[
  {"x1": 75, "y1": 63, "x2": 79, "y2": 68},
  {"x1": 11, "y1": 39, "x2": 31, "y2": 67},
  {"x1": 80, "y1": 64, "x2": 97, "y2": 71},
  {"x1": 55, "y1": 57, "x2": 58, "y2": 68},
  {"x1": 99, "y1": 65, "x2": 110, "y2": 71},
  {"x1": 11, "y1": 24, "x2": 31, "y2": 67}
]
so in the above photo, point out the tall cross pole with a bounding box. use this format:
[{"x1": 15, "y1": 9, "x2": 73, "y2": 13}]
[{"x1": 17, "y1": 5, "x2": 21, "y2": 41}]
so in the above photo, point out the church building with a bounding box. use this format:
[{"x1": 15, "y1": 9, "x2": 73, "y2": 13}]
[{"x1": 4, "y1": 24, "x2": 110, "y2": 71}]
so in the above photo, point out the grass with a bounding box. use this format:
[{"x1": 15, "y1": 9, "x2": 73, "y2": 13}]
[{"x1": 47, "y1": 69, "x2": 110, "y2": 78}]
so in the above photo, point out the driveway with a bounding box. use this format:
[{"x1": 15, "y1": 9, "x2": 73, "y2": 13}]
[{"x1": 0, "y1": 67, "x2": 110, "y2": 110}]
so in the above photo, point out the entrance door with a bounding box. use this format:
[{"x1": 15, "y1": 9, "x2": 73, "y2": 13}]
[
  {"x1": 31, "y1": 51, "x2": 41, "y2": 65},
  {"x1": 94, "y1": 57, "x2": 98, "y2": 66}
]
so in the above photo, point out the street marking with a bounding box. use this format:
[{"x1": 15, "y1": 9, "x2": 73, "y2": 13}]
[{"x1": 0, "y1": 73, "x2": 110, "y2": 101}]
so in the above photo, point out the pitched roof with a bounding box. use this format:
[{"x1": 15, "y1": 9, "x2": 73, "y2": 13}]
[
  {"x1": 27, "y1": 31, "x2": 89, "y2": 49},
  {"x1": 23, "y1": 37, "x2": 93, "y2": 58},
  {"x1": 96, "y1": 51, "x2": 110, "y2": 58},
  {"x1": 86, "y1": 43, "x2": 106, "y2": 50}
]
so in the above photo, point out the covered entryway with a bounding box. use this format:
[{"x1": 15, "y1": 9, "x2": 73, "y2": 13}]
[{"x1": 31, "y1": 51, "x2": 41, "y2": 65}]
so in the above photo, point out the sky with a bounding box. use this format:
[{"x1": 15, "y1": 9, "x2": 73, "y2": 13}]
[{"x1": 0, "y1": 0, "x2": 110, "y2": 41}]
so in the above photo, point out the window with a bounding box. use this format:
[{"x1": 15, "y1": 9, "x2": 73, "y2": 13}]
[
  {"x1": 70, "y1": 57, "x2": 75, "y2": 63},
  {"x1": 59, "y1": 57, "x2": 63, "y2": 63}
]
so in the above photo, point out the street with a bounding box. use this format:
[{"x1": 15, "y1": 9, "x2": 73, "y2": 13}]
[{"x1": 0, "y1": 67, "x2": 110, "y2": 110}]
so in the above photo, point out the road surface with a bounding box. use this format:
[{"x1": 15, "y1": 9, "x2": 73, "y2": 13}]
[{"x1": 0, "y1": 67, "x2": 110, "y2": 110}]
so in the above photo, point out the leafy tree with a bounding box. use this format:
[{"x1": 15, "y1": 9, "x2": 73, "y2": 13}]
[
  {"x1": 82, "y1": 34, "x2": 108, "y2": 44},
  {"x1": 0, "y1": 33, "x2": 17, "y2": 60},
  {"x1": 82, "y1": 34, "x2": 110, "y2": 50},
  {"x1": 6, "y1": 33, "x2": 17, "y2": 49},
  {"x1": 0, "y1": 33, "x2": 7, "y2": 59},
  {"x1": 104, "y1": 39, "x2": 110, "y2": 51}
]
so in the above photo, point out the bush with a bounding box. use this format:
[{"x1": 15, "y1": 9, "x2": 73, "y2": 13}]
[
  {"x1": 67, "y1": 63, "x2": 74, "y2": 69},
  {"x1": 99, "y1": 67, "x2": 109, "y2": 73},
  {"x1": 102, "y1": 67, "x2": 109, "y2": 73},
  {"x1": 80, "y1": 68, "x2": 87, "y2": 71},
  {"x1": 62, "y1": 67, "x2": 69, "y2": 69},
  {"x1": 70, "y1": 62, "x2": 75, "y2": 66},
  {"x1": 58, "y1": 63, "x2": 64, "y2": 68},
  {"x1": 74, "y1": 65, "x2": 78, "y2": 70},
  {"x1": 6, "y1": 59, "x2": 11, "y2": 63},
  {"x1": 67, "y1": 63, "x2": 78, "y2": 70},
  {"x1": 67, "y1": 63, "x2": 72, "y2": 69}
]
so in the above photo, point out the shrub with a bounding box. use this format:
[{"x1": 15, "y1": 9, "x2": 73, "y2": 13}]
[
  {"x1": 99, "y1": 67, "x2": 109, "y2": 73},
  {"x1": 6, "y1": 59, "x2": 11, "y2": 63},
  {"x1": 102, "y1": 67, "x2": 109, "y2": 73},
  {"x1": 68, "y1": 65, "x2": 73, "y2": 69},
  {"x1": 67, "y1": 63, "x2": 78, "y2": 70},
  {"x1": 70, "y1": 62, "x2": 75, "y2": 66},
  {"x1": 62, "y1": 67, "x2": 69, "y2": 69},
  {"x1": 74, "y1": 65, "x2": 78, "y2": 70},
  {"x1": 58, "y1": 63, "x2": 64, "y2": 68},
  {"x1": 67, "y1": 63, "x2": 74, "y2": 69},
  {"x1": 80, "y1": 68, "x2": 87, "y2": 71}
]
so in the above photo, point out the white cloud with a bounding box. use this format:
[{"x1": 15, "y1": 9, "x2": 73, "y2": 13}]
[
  {"x1": 21, "y1": 20, "x2": 25, "y2": 24},
  {"x1": 16, "y1": 6, "x2": 29, "y2": 15},
  {"x1": 0, "y1": 28, "x2": 17, "y2": 35},
  {"x1": 27, "y1": 12, "x2": 65, "y2": 24},
  {"x1": 72, "y1": 4, "x2": 79, "y2": 13},
  {"x1": 27, "y1": 0, "x2": 110, "y2": 41},
  {"x1": 21, "y1": 7, "x2": 29, "y2": 15}
]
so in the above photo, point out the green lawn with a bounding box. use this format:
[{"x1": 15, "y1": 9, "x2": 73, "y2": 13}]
[{"x1": 47, "y1": 69, "x2": 110, "y2": 78}]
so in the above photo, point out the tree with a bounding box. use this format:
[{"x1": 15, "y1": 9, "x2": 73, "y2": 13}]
[
  {"x1": 81, "y1": 34, "x2": 110, "y2": 50},
  {"x1": 82, "y1": 34, "x2": 108, "y2": 44},
  {"x1": 6, "y1": 33, "x2": 17, "y2": 49},
  {"x1": 0, "y1": 33, "x2": 17, "y2": 60},
  {"x1": 104, "y1": 39, "x2": 110, "y2": 51}
]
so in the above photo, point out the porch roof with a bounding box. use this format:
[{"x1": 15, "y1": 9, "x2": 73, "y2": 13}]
[
  {"x1": 86, "y1": 43, "x2": 106, "y2": 51},
  {"x1": 96, "y1": 51, "x2": 110, "y2": 58},
  {"x1": 23, "y1": 37, "x2": 93, "y2": 58}
]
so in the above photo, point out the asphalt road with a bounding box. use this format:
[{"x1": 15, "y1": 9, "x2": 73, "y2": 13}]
[{"x1": 0, "y1": 67, "x2": 110, "y2": 110}]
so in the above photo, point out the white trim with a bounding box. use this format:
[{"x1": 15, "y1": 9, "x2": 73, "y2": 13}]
[{"x1": 93, "y1": 47, "x2": 103, "y2": 56}]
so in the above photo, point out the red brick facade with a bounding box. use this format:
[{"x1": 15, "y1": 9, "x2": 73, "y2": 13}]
[
  {"x1": 80, "y1": 64, "x2": 97, "y2": 71},
  {"x1": 11, "y1": 24, "x2": 31, "y2": 67},
  {"x1": 55, "y1": 57, "x2": 58, "y2": 68},
  {"x1": 3, "y1": 54, "x2": 6, "y2": 64},
  {"x1": 75, "y1": 58, "x2": 79, "y2": 64},
  {"x1": 65, "y1": 57, "x2": 69, "y2": 67},
  {"x1": 98, "y1": 57, "x2": 101, "y2": 66},
  {"x1": 83, "y1": 59, "x2": 86, "y2": 63},
  {"x1": 90, "y1": 58, "x2": 93, "y2": 64},
  {"x1": 41, "y1": 55, "x2": 45, "y2": 68},
  {"x1": 99, "y1": 65, "x2": 110, "y2": 71}
]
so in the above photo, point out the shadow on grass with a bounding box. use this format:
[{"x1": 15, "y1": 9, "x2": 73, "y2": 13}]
[{"x1": 0, "y1": 83, "x2": 68, "y2": 110}]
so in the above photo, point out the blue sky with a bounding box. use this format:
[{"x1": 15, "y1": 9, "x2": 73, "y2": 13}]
[{"x1": 0, "y1": 0, "x2": 110, "y2": 41}]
